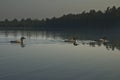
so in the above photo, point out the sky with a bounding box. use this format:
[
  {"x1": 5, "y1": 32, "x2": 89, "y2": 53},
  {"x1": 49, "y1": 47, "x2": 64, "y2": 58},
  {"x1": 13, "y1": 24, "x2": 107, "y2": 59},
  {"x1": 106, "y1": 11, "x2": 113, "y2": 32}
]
[{"x1": 0, "y1": 0, "x2": 120, "y2": 20}]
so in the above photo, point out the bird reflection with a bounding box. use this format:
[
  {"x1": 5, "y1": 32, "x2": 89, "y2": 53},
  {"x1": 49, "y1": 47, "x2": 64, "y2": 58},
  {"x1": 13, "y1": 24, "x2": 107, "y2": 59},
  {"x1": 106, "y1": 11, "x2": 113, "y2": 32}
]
[
  {"x1": 20, "y1": 42, "x2": 26, "y2": 48},
  {"x1": 73, "y1": 41, "x2": 79, "y2": 46}
]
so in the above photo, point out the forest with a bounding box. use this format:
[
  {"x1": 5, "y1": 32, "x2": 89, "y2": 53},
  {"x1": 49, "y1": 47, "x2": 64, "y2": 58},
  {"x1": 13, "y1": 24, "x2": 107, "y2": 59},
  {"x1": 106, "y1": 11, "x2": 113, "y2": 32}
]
[{"x1": 0, "y1": 6, "x2": 120, "y2": 30}]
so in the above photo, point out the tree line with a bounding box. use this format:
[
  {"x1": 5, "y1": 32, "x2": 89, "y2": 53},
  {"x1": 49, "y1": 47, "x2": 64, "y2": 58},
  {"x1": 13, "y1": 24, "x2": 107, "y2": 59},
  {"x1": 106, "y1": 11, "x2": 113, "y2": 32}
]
[{"x1": 0, "y1": 6, "x2": 120, "y2": 30}]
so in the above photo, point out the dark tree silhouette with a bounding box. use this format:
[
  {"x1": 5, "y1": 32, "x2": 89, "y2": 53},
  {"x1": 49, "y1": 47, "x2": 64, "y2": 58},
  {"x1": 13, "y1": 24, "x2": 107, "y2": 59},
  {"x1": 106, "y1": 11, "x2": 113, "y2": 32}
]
[{"x1": 0, "y1": 6, "x2": 120, "y2": 30}]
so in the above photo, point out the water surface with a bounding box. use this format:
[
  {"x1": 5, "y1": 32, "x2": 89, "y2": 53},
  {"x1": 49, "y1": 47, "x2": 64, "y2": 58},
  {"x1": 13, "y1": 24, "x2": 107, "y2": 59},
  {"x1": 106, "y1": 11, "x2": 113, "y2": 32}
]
[{"x1": 0, "y1": 30, "x2": 120, "y2": 80}]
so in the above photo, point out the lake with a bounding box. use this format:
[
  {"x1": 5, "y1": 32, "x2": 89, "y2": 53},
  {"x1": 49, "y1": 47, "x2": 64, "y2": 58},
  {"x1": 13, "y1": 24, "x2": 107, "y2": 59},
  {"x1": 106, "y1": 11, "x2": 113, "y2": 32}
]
[{"x1": 0, "y1": 30, "x2": 120, "y2": 80}]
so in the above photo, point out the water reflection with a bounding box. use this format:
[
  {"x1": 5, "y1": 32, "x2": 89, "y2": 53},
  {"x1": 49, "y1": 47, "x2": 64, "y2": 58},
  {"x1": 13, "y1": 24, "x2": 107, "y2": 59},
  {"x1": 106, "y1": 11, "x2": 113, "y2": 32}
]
[
  {"x1": 0, "y1": 30, "x2": 120, "y2": 50},
  {"x1": 10, "y1": 42, "x2": 26, "y2": 48}
]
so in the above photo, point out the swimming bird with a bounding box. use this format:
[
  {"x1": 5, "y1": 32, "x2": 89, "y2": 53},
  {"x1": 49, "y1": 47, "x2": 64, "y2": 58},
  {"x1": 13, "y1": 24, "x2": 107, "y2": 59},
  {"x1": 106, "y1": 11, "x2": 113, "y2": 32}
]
[
  {"x1": 98, "y1": 37, "x2": 109, "y2": 43},
  {"x1": 64, "y1": 37, "x2": 79, "y2": 46},
  {"x1": 10, "y1": 37, "x2": 26, "y2": 43},
  {"x1": 64, "y1": 37, "x2": 77, "y2": 42}
]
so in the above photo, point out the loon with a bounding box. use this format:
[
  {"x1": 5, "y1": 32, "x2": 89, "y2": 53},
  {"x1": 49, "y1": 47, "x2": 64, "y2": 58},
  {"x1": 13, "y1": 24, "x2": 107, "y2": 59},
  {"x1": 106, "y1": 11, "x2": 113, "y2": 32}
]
[
  {"x1": 98, "y1": 37, "x2": 109, "y2": 42},
  {"x1": 64, "y1": 37, "x2": 79, "y2": 46},
  {"x1": 64, "y1": 37, "x2": 77, "y2": 42},
  {"x1": 10, "y1": 37, "x2": 26, "y2": 43}
]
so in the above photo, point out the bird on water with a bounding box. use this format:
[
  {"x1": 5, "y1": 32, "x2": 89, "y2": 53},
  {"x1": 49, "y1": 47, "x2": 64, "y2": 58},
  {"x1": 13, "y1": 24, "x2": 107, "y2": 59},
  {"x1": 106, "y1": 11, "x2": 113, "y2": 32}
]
[{"x1": 10, "y1": 37, "x2": 26, "y2": 43}]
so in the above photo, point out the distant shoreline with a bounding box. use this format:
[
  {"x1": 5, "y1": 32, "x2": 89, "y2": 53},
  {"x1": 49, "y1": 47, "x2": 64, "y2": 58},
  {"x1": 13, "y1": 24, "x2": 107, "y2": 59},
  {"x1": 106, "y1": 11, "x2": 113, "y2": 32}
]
[{"x1": 0, "y1": 6, "x2": 120, "y2": 30}]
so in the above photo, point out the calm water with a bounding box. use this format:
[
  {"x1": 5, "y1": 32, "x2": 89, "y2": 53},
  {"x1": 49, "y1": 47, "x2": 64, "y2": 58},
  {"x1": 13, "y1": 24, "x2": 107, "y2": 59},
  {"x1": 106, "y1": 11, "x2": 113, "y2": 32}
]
[{"x1": 0, "y1": 30, "x2": 120, "y2": 80}]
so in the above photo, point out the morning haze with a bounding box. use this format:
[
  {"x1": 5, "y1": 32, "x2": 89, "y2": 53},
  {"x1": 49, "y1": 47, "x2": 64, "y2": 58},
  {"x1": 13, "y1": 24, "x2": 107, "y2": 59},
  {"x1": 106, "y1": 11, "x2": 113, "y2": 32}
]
[{"x1": 0, "y1": 0, "x2": 120, "y2": 20}]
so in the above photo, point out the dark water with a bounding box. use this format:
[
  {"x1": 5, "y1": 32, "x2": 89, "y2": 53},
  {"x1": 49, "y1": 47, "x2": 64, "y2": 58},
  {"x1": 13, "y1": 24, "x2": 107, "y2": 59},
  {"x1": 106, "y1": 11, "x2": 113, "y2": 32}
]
[{"x1": 0, "y1": 30, "x2": 120, "y2": 80}]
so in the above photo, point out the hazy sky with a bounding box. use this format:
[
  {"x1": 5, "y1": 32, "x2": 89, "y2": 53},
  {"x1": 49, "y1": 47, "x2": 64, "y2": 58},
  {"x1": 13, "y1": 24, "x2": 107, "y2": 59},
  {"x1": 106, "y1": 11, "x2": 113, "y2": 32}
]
[{"x1": 0, "y1": 0, "x2": 120, "y2": 20}]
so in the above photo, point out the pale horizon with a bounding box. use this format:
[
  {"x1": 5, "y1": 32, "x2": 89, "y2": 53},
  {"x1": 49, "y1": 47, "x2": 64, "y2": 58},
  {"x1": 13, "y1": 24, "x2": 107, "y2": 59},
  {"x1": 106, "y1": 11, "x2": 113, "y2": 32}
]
[{"x1": 0, "y1": 0, "x2": 120, "y2": 20}]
